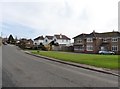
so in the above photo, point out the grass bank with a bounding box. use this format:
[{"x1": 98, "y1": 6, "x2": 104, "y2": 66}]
[{"x1": 31, "y1": 50, "x2": 119, "y2": 69}]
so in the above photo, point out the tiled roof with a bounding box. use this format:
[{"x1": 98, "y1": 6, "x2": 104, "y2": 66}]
[
  {"x1": 27, "y1": 39, "x2": 33, "y2": 42},
  {"x1": 98, "y1": 32, "x2": 120, "y2": 37},
  {"x1": 34, "y1": 36, "x2": 44, "y2": 40},
  {"x1": 54, "y1": 34, "x2": 71, "y2": 40},
  {"x1": 45, "y1": 36, "x2": 53, "y2": 40},
  {"x1": 73, "y1": 33, "x2": 88, "y2": 39},
  {"x1": 86, "y1": 32, "x2": 99, "y2": 38},
  {"x1": 73, "y1": 31, "x2": 120, "y2": 39}
]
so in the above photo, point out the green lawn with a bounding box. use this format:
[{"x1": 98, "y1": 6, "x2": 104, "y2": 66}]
[{"x1": 31, "y1": 50, "x2": 119, "y2": 69}]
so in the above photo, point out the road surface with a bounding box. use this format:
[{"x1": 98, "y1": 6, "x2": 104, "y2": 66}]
[{"x1": 2, "y1": 45, "x2": 118, "y2": 87}]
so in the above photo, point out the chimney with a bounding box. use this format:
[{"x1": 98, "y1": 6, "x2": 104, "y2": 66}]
[
  {"x1": 93, "y1": 30, "x2": 95, "y2": 33},
  {"x1": 60, "y1": 34, "x2": 62, "y2": 38},
  {"x1": 112, "y1": 29, "x2": 115, "y2": 32}
]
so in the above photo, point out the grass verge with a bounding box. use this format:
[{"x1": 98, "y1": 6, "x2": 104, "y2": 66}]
[{"x1": 31, "y1": 50, "x2": 119, "y2": 69}]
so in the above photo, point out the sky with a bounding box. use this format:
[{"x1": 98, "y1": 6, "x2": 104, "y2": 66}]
[{"x1": 0, "y1": 0, "x2": 119, "y2": 41}]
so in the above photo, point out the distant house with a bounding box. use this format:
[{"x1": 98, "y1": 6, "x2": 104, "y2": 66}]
[
  {"x1": 2, "y1": 38, "x2": 8, "y2": 43},
  {"x1": 34, "y1": 36, "x2": 44, "y2": 45},
  {"x1": 18, "y1": 38, "x2": 33, "y2": 49},
  {"x1": 73, "y1": 31, "x2": 120, "y2": 54},
  {"x1": 26, "y1": 39, "x2": 34, "y2": 49}
]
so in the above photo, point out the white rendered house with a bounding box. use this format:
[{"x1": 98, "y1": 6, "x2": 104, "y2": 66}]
[
  {"x1": 34, "y1": 36, "x2": 44, "y2": 45},
  {"x1": 53, "y1": 34, "x2": 71, "y2": 46}
]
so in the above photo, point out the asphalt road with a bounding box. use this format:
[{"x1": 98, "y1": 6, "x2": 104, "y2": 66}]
[{"x1": 2, "y1": 45, "x2": 118, "y2": 87}]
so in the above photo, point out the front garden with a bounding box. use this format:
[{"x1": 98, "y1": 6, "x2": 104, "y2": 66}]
[{"x1": 30, "y1": 50, "x2": 119, "y2": 69}]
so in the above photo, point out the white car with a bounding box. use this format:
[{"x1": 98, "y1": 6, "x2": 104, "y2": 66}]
[{"x1": 98, "y1": 51, "x2": 115, "y2": 55}]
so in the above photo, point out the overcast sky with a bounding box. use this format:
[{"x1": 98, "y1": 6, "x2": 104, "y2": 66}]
[{"x1": 0, "y1": 0, "x2": 119, "y2": 40}]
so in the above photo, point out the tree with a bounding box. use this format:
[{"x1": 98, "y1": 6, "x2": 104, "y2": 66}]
[
  {"x1": 49, "y1": 41, "x2": 59, "y2": 51},
  {"x1": 7, "y1": 34, "x2": 15, "y2": 44}
]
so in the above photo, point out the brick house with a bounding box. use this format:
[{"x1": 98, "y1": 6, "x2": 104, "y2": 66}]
[
  {"x1": 73, "y1": 31, "x2": 120, "y2": 54},
  {"x1": 18, "y1": 38, "x2": 33, "y2": 49}
]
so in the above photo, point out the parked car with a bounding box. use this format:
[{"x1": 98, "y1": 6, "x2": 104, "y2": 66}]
[{"x1": 98, "y1": 51, "x2": 115, "y2": 55}]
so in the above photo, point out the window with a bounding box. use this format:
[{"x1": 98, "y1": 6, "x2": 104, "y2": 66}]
[
  {"x1": 87, "y1": 45, "x2": 93, "y2": 51},
  {"x1": 45, "y1": 39, "x2": 47, "y2": 42},
  {"x1": 103, "y1": 38, "x2": 107, "y2": 42},
  {"x1": 112, "y1": 38, "x2": 118, "y2": 42},
  {"x1": 54, "y1": 39, "x2": 56, "y2": 42},
  {"x1": 112, "y1": 45, "x2": 118, "y2": 51},
  {"x1": 87, "y1": 38, "x2": 93, "y2": 42},
  {"x1": 77, "y1": 39, "x2": 82, "y2": 43},
  {"x1": 27, "y1": 42, "x2": 30, "y2": 44},
  {"x1": 74, "y1": 46, "x2": 84, "y2": 51},
  {"x1": 79, "y1": 46, "x2": 84, "y2": 50}
]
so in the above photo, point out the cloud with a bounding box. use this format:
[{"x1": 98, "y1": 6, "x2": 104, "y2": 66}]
[{"x1": 1, "y1": 0, "x2": 119, "y2": 40}]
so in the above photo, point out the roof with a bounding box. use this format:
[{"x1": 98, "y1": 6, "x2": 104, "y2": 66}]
[
  {"x1": 27, "y1": 39, "x2": 33, "y2": 42},
  {"x1": 45, "y1": 36, "x2": 53, "y2": 40},
  {"x1": 73, "y1": 33, "x2": 88, "y2": 39},
  {"x1": 54, "y1": 34, "x2": 71, "y2": 40},
  {"x1": 34, "y1": 36, "x2": 44, "y2": 40},
  {"x1": 86, "y1": 32, "x2": 99, "y2": 38},
  {"x1": 98, "y1": 31, "x2": 120, "y2": 37},
  {"x1": 73, "y1": 31, "x2": 120, "y2": 39}
]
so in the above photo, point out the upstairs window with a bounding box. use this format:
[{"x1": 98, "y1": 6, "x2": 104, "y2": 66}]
[
  {"x1": 103, "y1": 38, "x2": 108, "y2": 42},
  {"x1": 77, "y1": 39, "x2": 82, "y2": 43},
  {"x1": 87, "y1": 38, "x2": 93, "y2": 42},
  {"x1": 112, "y1": 38, "x2": 118, "y2": 42}
]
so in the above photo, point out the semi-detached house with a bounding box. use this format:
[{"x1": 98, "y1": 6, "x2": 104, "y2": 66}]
[
  {"x1": 34, "y1": 34, "x2": 71, "y2": 47},
  {"x1": 73, "y1": 31, "x2": 120, "y2": 54},
  {"x1": 34, "y1": 36, "x2": 44, "y2": 45}
]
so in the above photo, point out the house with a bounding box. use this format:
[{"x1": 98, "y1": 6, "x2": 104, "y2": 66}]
[
  {"x1": 34, "y1": 34, "x2": 71, "y2": 51},
  {"x1": 18, "y1": 38, "x2": 33, "y2": 49},
  {"x1": 53, "y1": 34, "x2": 71, "y2": 46},
  {"x1": 34, "y1": 36, "x2": 44, "y2": 45},
  {"x1": 43, "y1": 36, "x2": 54, "y2": 45},
  {"x1": 26, "y1": 39, "x2": 34, "y2": 49},
  {"x1": 52, "y1": 34, "x2": 71, "y2": 51},
  {"x1": 73, "y1": 31, "x2": 120, "y2": 54}
]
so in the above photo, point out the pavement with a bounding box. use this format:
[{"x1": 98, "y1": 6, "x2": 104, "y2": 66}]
[
  {"x1": 24, "y1": 51, "x2": 119, "y2": 77},
  {"x1": 2, "y1": 45, "x2": 119, "y2": 87}
]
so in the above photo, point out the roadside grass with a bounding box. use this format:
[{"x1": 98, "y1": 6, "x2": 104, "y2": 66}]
[{"x1": 30, "y1": 50, "x2": 119, "y2": 69}]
